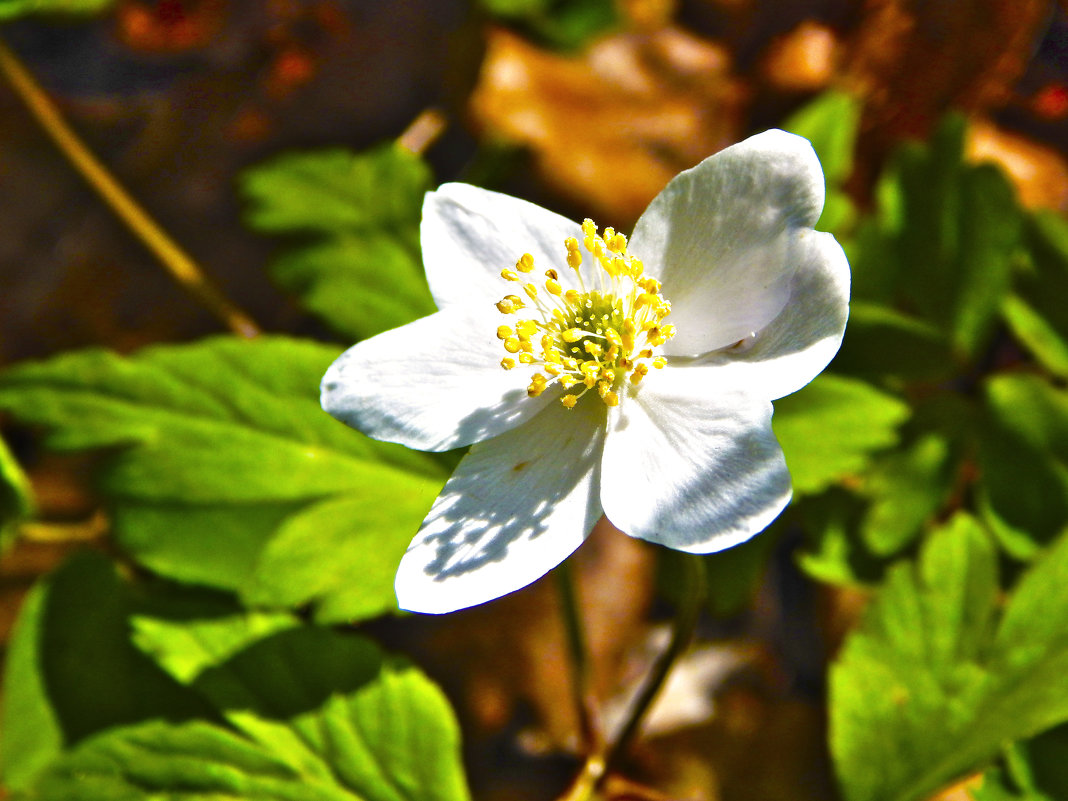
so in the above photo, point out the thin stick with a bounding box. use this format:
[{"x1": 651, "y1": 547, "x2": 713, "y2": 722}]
[
  {"x1": 557, "y1": 554, "x2": 706, "y2": 801},
  {"x1": 0, "y1": 37, "x2": 260, "y2": 339},
  {"x1": 555, "y1": 560, "x2": 602, "y2": 752},
  {"x1": 604, "y1": 554, "x2": 706, "y2": 774}
]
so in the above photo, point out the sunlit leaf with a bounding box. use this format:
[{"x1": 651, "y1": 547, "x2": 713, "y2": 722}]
[
  {"x1": 832, "y1": 515, "x2": 1068, "y2": 801},
  {"x1": 860, "y1": 432, "x2": 956, "y2": 557},
  {"x1": 0, "y1": 338, "x2": 446, "y2": 622},
  {"x1": 0, "y1": 0, "x2": 113, "y2": 19},
  {"x1": 34, "y1": 627, "x2": 472, "y2": 801},
  {"x1": 784, "y1": 90, "x2": 860, "y2": 186},
  {"x1": 0, "y1": 434, "x2": 33, "y2": 553},
  {"x1": 241, "y1": 146, "x2": 435, "y2": 340},
  {"x1": 0, "y1": 552, "x2": 211, "y2": 791},
  {"x1": 773, "y1": 374, "x2": 910, "y2": 496}
]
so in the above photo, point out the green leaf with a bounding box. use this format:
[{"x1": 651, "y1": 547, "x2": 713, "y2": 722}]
[
  {"x1": 832, "y1": 302, "x2": 957, "y2": 384},
  {"x1": 241, "y1": 146, "x2": 436, "y2": 340},
  {"x1": 0, "y1": 434, "x2": 33, "y2": 553},
  {"x1": 783, "y1": 90, "x2": 860, "y2": 186},
  {"x1": 0, "y1": 337, "x2": 446, "y2": 621},
  {"x1": 34, "y1": 628, "x2": 472, "y2": 801},
  {"x1": 858, "y1": 115, "x2": 1023, "y2": 358},
  {"x1": 1013, "y1": 212, "x2": 1068, "y2": 372},
  {"x1": 773, "y1": 374, "x2": 910, "y2": 496},
  {"x1": 952, "y1": 164, "x2": 1021, "y2": 355},
  {"x1": 1002, "y1": 294, "x2": 1068, "y2": 379},
  {"x1": 0, "y1": 0, "x2": 113, "y2": 19},
  {"x1": 831, "y1": 515, "x2": 1068, "y2": 801},
  {"x1": 978, "y1": 373, "x2": 1068, "y2": 558},
  {"x1": 0, "y1": 552, "x2": 212, "y2": 791},
  {"x1": 860, "y1": 432, "x2": 955, "y2": 556}
]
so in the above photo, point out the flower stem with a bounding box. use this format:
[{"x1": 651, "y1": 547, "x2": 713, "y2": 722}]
[
  {"x1": 556, "y1": 553, "x2": 706, "y2": 801},
  {"x1": 603, "y1": 552, "x2": 706, "y2": 774},
  {"x1": 555, "y1": 560, "x2": 602, "y2": 752},
  {"x1": 0, "y1": 36, "x2": 260, "y2": 339}
]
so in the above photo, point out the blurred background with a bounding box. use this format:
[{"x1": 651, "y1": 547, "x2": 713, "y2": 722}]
[{"x1": 4, "y1": 2, "x2": 1068, "y2": 800}]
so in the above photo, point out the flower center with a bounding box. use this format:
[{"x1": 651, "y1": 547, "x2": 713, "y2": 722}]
[{"x1": 494, "y1": 219, "x2": 675, "y2": 409}]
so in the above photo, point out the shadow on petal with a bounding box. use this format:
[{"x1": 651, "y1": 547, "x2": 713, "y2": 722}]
[{"x1": 397, "y1": 396, "x2": 607, "y2": 613}]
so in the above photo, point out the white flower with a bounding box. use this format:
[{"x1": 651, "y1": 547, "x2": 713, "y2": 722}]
[{"x1": 322, "y1": 129, "x2": 850, "y2": 614}]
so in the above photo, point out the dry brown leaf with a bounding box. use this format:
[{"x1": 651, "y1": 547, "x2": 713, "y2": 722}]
[
  {"x1": 842, "y1": 0, "x2": 1050, "y2": 178},
  {"x1": 966, "y1": 116, "x2": 1068, "y2": 210},
  {"x1": 760, "y1": 21, "x2": 839, "y2": 93},
  {"x1": 470, "y1": 26, "x2": 744, "y2": 223}
]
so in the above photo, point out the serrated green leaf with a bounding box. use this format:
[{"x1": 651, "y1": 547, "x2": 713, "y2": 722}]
[
  {"x1": 773, "y1": 374, "x2": 910, "y2": 496},
  {"x1": 978, "y1": 373, "x2": 1068, "y2": 558},
  {"x1": 270, "y1": 235, "x2": 436, "y2": 342},
  {"x1": 0, "y1": 338, "x2": 446, "y2": 620},
  {"x1": 0, "y1": 552, "x2": 212, "y2": 791},
  {"x1": 0, "y1": 0, "x2": 113, "y2": 19},
  {"x1": 34, "y1": 628, "x2": 472, "y2": 801},
  {"x1": 241, "y1": 146, "x2": 435, "y2": 340},
  {"x1": 0, "y1": 434, "x2": 33, "y2": 553},
  {"x1": 243, "y1": 493, "x2": 426, "y2": 624},
  {"x1": 832, "y1": 516, "x2": 1068, "y2": 801},
  {"x1": 241, "y1": 146, "x2": 430, "y2": 236}
]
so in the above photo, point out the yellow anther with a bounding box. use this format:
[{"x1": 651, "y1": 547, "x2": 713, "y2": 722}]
[
  {"x1": 560, "y1": 375, "x2": 579, "y2": 389},
  {"x1": 496, "y1": 325, "x2": 513, "y2": 340},
  {"x1": 630, "y1": 363, "x2": 648, "y2": 384},
  {"x1": 605, "y1": 327, "x2": 622, "y2": 347},
  {"x1": 517, "y1": 319, "x2": 539, "y2": 338},
  {"x1": 520, "y1": 340, "x2": 534, "y2": 353},
  {"x1": 546, "y1": 279, "x2": 562, "y2": 295},
  {"x1": 519, "y1": 353, "x2": 535, "y2": 364},
  {"x1": 652, "y1": 356, "x2": 667, "y2": 369},
  {"x1": 501, "y1": 357, "x2": 516, "y2": 370},
  {"x1": 581, "y1": 219, "x2": 597, "y2": 237},
  {"x1": 561, "y1": 394, "x2": 578, "y2": 409},
  {"x1": 583, "y1": 341, "x2": 602, "y2": 357},
  {"x1": 517, "y1": 253, "x2": 535, "y2": 272},
  {"x1": 564, "y1": 289, "x2": 580, "y2": 305},
  {"x1": 603, "y1": 391, "x2": 620, "y2": 407},
  {"x1": 638, "y1": 348, "x2": 653, "y2": 359},
  {"x1": 545, "y1": 363, "x2": 562, "y2": 376},
  {"x1": 527, "y1": 382, "x2": 546, "y2": 398},
  {"x1": 545, "y1": 268, "x2": 559, "y2": 280},
  {"x1": 541, "y1": 334, "x2": 555, "y2": 351},
  {"x1": 524, "y1": 283, "x2": 538, "y2": 301},
  {"x1": 503, "y1": 336, "x2": 521, "y2": 354},
  {"x1": 496, "y1": 298, "x2": 515, "y2": 314},
  {"x1": 562, "y1": 328, "x2": 585, "y2": 343},
  {"x1": 501, "y1": 269, "x2": 519, "y2": 282}
]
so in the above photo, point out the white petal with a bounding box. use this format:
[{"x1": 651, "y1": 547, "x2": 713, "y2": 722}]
[
  {"x1": 689, "y1": 230, "x2": 850, "y2": 400},
  {"x1": 630, "y1": 129, "x2": 826, "y2": 355},
  {"x1": 396, "y1": 398, "x2": 607, "y2": 613},
  {"x1": 422, "y1": 183, "x2": 584, "y2": 310},
  {"x1": 601, "y1": 368, "x2": 791, "y2": 553},
  {"x1": 321, "y1": 308, "x2": 551, "y2": 451}
]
